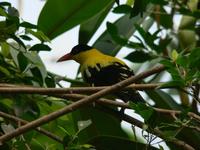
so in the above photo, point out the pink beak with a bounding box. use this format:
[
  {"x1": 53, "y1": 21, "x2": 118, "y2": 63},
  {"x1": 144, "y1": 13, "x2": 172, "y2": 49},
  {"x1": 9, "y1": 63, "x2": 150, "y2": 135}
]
[{"x1": 57, "y1": 53, "x2": 72, "y2": 62}]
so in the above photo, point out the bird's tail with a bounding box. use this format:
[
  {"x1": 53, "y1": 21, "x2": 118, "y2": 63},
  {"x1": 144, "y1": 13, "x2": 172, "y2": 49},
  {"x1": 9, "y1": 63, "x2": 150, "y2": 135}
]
[{"x1": 116, "y1": 89, "x2": 145, "y2": 103}]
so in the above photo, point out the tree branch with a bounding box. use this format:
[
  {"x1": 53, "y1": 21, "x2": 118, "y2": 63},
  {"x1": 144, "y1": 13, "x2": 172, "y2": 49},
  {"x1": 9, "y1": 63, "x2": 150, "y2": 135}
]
[
  {"x1": 57, "y1": 93, "x2": 200, "y2": 123},
  {"x1": 0, "y1": 65, "x2": 165, "y2": 144},
  {"x1": 0, "y1": 111, "x2": 63, "y2": 144},
  {"x1": 96, "y1": 105, "x2": 195, "y2": 150},
  {"x1": 0, "y1": 83, "x2": 164, "y2": 94}
]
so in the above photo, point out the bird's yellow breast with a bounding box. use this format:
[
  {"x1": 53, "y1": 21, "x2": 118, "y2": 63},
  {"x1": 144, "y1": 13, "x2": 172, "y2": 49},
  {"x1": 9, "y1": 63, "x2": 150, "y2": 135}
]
[{"x1": 72, "y1": 48, "x2": 126, "y2": 74}]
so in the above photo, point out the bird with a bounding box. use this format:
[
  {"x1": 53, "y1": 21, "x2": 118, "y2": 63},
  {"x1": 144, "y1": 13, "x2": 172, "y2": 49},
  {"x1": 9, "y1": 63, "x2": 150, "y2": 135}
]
[{"x1": 57, "y1": 44, "x2": 144, "y2": 103}]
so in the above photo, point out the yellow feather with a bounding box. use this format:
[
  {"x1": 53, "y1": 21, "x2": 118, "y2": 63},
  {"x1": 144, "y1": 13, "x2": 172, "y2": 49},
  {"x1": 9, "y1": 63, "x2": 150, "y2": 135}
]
[{"x1": 72, "y1": 48, "x2": 126, "y2": 74}]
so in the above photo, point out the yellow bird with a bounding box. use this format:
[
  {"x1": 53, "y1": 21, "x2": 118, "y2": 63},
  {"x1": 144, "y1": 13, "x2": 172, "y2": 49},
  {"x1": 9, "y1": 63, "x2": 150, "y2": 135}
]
[{"x1": 57, "y1": 44, "x2": 144, "y2": 103}]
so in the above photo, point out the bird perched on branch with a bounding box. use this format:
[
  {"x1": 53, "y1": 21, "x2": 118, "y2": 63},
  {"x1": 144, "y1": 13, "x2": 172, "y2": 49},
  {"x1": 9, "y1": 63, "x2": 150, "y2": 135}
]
[{"x1": 57, "y1": 44, "x2": 144, "y2": 103}]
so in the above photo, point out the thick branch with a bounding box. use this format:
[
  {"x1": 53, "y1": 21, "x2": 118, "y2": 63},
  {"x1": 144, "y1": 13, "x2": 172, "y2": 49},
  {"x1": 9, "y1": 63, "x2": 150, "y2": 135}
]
[
  {"x1": 0, "y1": 111, "x2": 63, "y2": 143},
  {"x1": 0, "y1": 65, "x2": 165, "y2": 144}
]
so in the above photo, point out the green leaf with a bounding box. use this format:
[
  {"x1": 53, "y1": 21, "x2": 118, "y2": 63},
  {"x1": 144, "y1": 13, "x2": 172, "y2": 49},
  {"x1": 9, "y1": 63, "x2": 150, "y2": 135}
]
[
  {"x1": 77, "y1": 120, "x2": 92, "y2": 131},
  {"x1": 113, "y1": 5, "x2": 132, "y2": 14},
  {"x1": 130, "y1": 0, "x2": 148, "y2": 17},
  {"x1": 63, "y1": 134, "x2": 73, "y2": 147},
  {"x1": 38, "y1": 0, "x2": 114, "y2": 39},
  {"x1": 17, "y1": 52, "x2": 28, "y2": 72},
  {"x1": 20, "y1": 35, "x2": 32, "y2": 41},
  {"x1": 94, "y1": 16, "x2": 145, "y2": 55},
  {"x1": 0, "y1": 66, "x2": 10, "y2": 76},
  {"x1": 134, "y1": 24, "x2": 162, "y2": 52},
  {"x1": 171, "y1": 49, "x2": 179, "y2": 61},
  {"x1": 0, "y1": 42, "x2": 10, "y2": 57},
  {"x1": 176, "y1": 55, "x2": 188, "y2": 68},
  {"x1": 129, "y1": 102, "x2": 154, "y2": 121},
  {"x1": 188, "y1": 47, "x2": 200, "y2": 69},
  {"x1": 125, "y1": 50, "x2": 153, "y2": 62},
  {"x1": 1, "y1": 123, "x2": 15, "y2": 134},
  {"x1": 20, "y1": 21, "x2": 38, "y2": 29},
  {"x1": 151, "y1": 6, "x2": 173, "y2": 29},
  {"x1": 146, "y1": 89, "x2": 182, "y2": 110},
  {"x1": 106, "y1": 22, "x2": 128, "y2": 45},
  {"x1": 30, "y1": 67, "x2": 44, "y2": 86},
  {"x1": 79, "y1": 1, "x2": 114, "y2": 44},
  {"x1": 160, "y1": 59, "x2": 174, "y2": 68},
  {"x1": 26, "y1": 29, "x2": 50, "y2": 42},
  {"x1": 29, "y1": 44, "x2": 51, "y2": 51},
  {"x1": 10, "y1": 34, "x2": 26, "y2": 49},
  {"x1": 45, "y1": 76, "x2": 55, "y2": 87},
  {"x1": 160, "y1": 80, "x2": 185, "y2": 88},
  {"x1": 72, "y1": 106, "x2": 129, "y2": 144},
  {"x1": 106, "y1": 22, "x2": 118, "y2": 35},
  {"x1": 93, "y1": 5, "x2": 154, "y2": 56},
  {"x1": 0, "y1": 2, "x2": 11, "y2": 7},
  {"x1": 0, "y1": 7, "x2": 8, "y2": 16}
]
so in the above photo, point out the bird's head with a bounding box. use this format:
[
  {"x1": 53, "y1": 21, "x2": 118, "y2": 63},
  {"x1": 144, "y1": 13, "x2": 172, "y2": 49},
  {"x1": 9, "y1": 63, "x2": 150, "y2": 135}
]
[{"x1": 57, "y1": 44, "x2": 93, "y2": 63}]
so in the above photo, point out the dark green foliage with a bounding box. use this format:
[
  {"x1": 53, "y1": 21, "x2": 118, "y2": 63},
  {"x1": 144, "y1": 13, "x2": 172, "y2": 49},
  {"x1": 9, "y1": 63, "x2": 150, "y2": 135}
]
[
  {"x1": 29, "y1": 44, "x2": 51, "y2": 51},
  {"x1": 0, "y1": 0, "x2": 200, "y2": 150}
]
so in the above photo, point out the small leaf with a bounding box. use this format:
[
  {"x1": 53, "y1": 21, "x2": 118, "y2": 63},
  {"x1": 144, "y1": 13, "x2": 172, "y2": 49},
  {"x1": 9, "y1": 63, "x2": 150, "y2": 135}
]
[
  {"x1": 77, "y1": 120, "x2": 92, "y2": 131},
  {"x1": 45, "y1": 76, "x2": 55, "y2": 87},
  {"x1": 176, "y1": 55, "x2": 188, "y2": 68},
  {"x1": 1, "y1": 123, "x2": 15, "y2": 134},
  {"x1": 188, "y1": 48, "x2": 200, "y2": 69},
  {"x1": 29, "y1": 44, "x2": 51, "y2": 51},
  {"x1": 10, "y1": 34, "x2": 26, "y2": 49},
  {"x1": 106, "y1": 22, "x2": 118, "y2": 35},
  {"x1": 171, "y1": 49, "x2": 178, "y2": 61},
  {"x1": 125, "y1": 50, "x2": 153, "y2": 62},
  {"x1": 63, "y1": 134, "x2": 73, "y2": 147},
  {"x1": 160, "y1": 80, "x2": 185, "y2": 88},
  {"x1": 115, "y1": 0, "x2": 120, "y2": 5},
  {"x1": 129, "y1": 102, "x2": 154, "y2": 121},
  {"x1": 0, "y1": 7, "x2": 7, "y2": 16},
  {"x1": 0, "y1": 66, "x2": 10, "y2": 76},
  {"x1": 0, "y1": 2, "x2": 11, "y2": 7},
  {"x1": 20, "y1": 35, "x2": 32, "y2": 41},
  {"x1": 113, "y1": 5, "x2": 132, "y2": 14},
  {"x1": 0, "y1": 42, "x2": 10, "y2": 57},
  {"x1": 160, "y1": 59, "x2": 174, "y2": 68},
  {"x1": 17, "y1": 52, "x2": 28, "y2": 72},
  {"x1": 30, "y1": 67, "x2": 43, "y2": 86},
  {"x1": 130, "y1": 0, "x2": 147, "y2": 17},
  {"x1": 20, "y1": 22, "x2": 38, "y2": 29},
  {"x1": 26, "y1": 29, "x2": 50, "y2": 42}
]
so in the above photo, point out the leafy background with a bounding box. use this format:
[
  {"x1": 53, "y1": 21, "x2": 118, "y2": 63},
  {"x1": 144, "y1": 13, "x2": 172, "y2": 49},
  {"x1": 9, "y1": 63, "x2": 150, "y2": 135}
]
[{"x1": 0, "y1": 0, "x2": 199, "y2": 150}]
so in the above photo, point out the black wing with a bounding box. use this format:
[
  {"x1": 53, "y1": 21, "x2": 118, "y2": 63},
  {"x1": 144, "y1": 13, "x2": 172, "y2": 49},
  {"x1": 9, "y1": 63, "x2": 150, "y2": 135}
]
[
  {"x1": 83, "y1": 62, "x2": 145, "y2": 103},
  {"x1": 83, "y1": 62, "x2": 134, "y2": 86}
]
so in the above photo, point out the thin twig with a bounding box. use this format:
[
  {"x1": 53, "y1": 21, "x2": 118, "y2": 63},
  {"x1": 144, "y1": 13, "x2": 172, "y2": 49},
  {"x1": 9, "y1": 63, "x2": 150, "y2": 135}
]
[
  {"x1": 0, "y1": 111, "x2": 63, "y2": 144},
  {"x1": 0, "y1": 65, "x2": 165, "y2": 144},
  {"x1": 47, "y1": 71, "x2": 84, "y2": 85},
  {"x1": 53, "y1": 93, "x2": 200, "y2": 123},
  {"x1": 0, "y1": 83, "x2": 169, "y2": 94}
]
